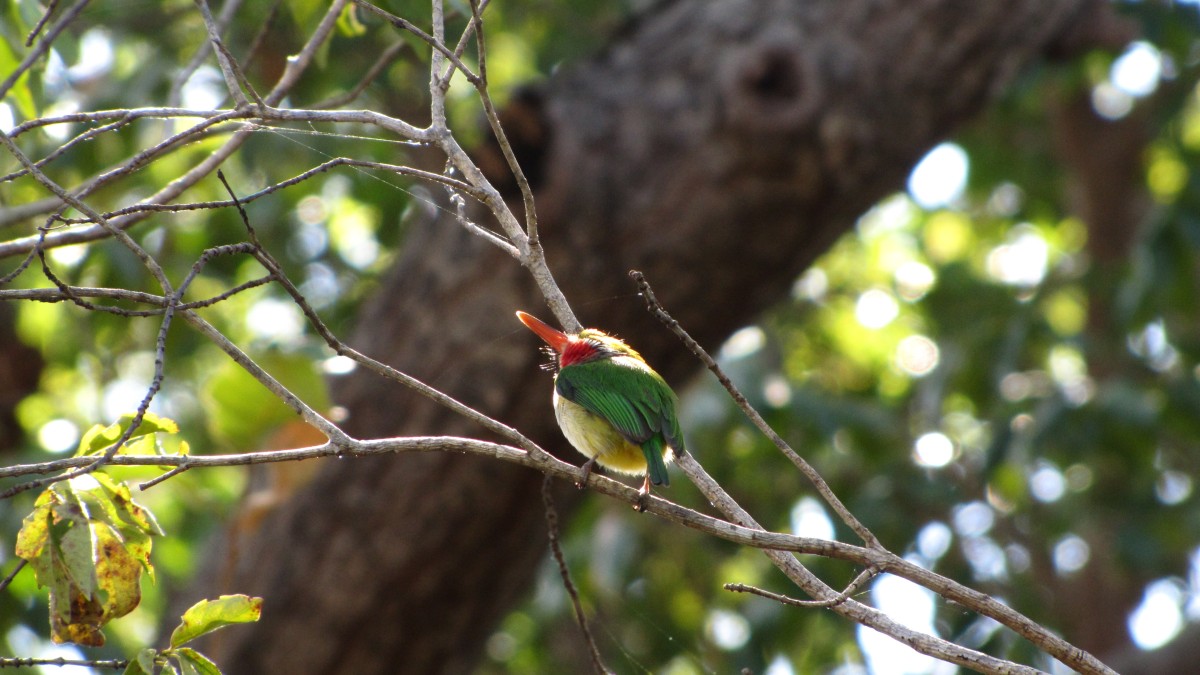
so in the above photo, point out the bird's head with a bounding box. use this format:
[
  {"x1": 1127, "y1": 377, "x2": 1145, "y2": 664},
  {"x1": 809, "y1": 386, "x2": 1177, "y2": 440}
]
[{"x1": 516, "y1": 310, "x2": 644, "y2": 369}]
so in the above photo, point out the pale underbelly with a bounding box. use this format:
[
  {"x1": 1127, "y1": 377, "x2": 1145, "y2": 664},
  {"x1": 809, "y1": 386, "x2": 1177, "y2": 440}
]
[{"x1": 553, "y1": 394, "x2": 649, "y2": 475}]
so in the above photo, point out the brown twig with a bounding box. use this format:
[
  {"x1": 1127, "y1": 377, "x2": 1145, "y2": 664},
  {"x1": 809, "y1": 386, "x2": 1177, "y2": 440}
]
[
  {"x1": 352, "y1": 0, "x2": 481, "y2": 86},
  {"x1": 1, "y1": 0, "x2": 88, "y2": 102},
  {"x1": 725, "y1": 565, "x2": 878, "y2": 609},
  {"x1": 195, "y1": 0, "x2": 250, "y2": 108},
  {"x1": 24, "y1": 0, "x2": 63, "y2": 47},
  {"x1": 0, "y1": 558, "x2": 27, "y2": 594},
  {"x1": 313, "y1": 41, "x2": 413, "y2": 109},
  {"x1": 39, "y1": 157, "x2": 475, "y2": 227},
  {"x1": 541, "y1": 475, "x2": 610, "y2": 675},
  {"x1": 138, "y1": 457, "x2": 192, "y2": 491},
  {"x1": 467, "y1": 0, "x2": 539, "y2": 244},
  {"x1": 0, "y1": 657, "x2": 128, "y2": 670},
  {"x1": 0, "y1": 437, "x2": 874, "y2": 565}
]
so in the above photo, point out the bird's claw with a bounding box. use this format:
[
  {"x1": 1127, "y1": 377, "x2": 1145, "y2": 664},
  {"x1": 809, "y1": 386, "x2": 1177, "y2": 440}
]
[
  {"x1": 633, "y1": 475, "x2": 651, "y2": 512},
  {"x1": 575, "y1": 458, "x2": 595, "y2": 489},
  {"x1": 633, "y1": 492, "x2": 649, "y2": 512}
]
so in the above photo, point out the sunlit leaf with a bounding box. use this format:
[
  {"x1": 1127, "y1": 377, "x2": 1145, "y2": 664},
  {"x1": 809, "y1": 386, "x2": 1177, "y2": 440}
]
[
  {"x1": 76, "y1": 413, "x2": 180, "y2": 457},
  {"x1": 337, "y1": 4, "x2": 367, "y2": 37},
  {"x1": 202, "y1": 351, "x2": 328, "y2": 449},
  {"x1": 14, "y1": 468, "x2": 162, "y2": 646},
  {"x1": 0, "y1": 32, "x2": 37, "y2": 119},
  {"x1": 173, "y1": 647, "x2": 223, "y2": 675},
  {"x1": 123, "y1": 648, "x2": 157, "y2": 675},
  {"x1": 88, "y1": 471, "x2": 167, "y2": 538},
  {"x1": 169, "y1": 595, "x2": 264, "y2": 648}
]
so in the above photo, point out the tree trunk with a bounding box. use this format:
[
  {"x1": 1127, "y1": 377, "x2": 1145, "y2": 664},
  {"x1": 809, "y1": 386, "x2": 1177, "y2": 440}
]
[{"x1": 195, "y1": 1, "x2": 1113, "y2": 672}]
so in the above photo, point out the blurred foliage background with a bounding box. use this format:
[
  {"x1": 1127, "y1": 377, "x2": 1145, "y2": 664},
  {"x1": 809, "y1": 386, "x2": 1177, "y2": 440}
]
[{"x1": 2, "y1": 0, "x2": 1200, "y2": 673}]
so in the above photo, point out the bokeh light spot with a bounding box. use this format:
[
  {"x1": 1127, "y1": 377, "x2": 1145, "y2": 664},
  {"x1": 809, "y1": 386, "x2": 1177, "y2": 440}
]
[
  {"x1": 896, "y1": 335, "x2": 940, "y2": 377},
  {"x1": 913, "y1": 432, "x2": 954, "y2": 468},
  {"x1": 856, "y1": 289, "x2": 899, "y2": 329},
  {"x1": 907, "y1": 143, "x2": 969, "y2": 209},
  {"x1": 1129, "y1": 580, "x2": 1184, "y2": 649}
]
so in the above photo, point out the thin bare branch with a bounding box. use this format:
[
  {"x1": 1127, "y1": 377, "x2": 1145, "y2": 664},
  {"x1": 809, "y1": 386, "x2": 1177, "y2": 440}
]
[
  {"x1": 680, "y1": 454, "x2": 1049, "y2": 675},
  {"x1": 0, "y1": 109, "x2": 250, "y2": 229},
  {"x1": 0, "y1": 657, "x2": 128, "y2": 670},
  {"x1": 25, "y1": 0, "x2": 64, "y2": 47},
  {"x1": 0, "y1": 280, "x2": 272, "y2": 314},
  {"x1": 352, "y1": 0, "x2": 481, "y2": 86},
  {"x1": 0, "y1": 126, "x2": 180, "y2": 497},
  {"x1": 138, "y1": 457, "x2": 192, "y2": 491},
  {"x1": 0, "y1": 112, "x2": 139, "y2": 187},
  {"x1": 167, "y1": 0, "x2": 245, "y2": 115},
  {"x1": 265, "y1": 0, "x2": 350, "y2": 106},
  {"x1": 0, "y1": 109, "x2": 431, "y2": 232},
  {"x1": 630, "y1": 270, "x2": 882, "y2": 548},
  {"x1": 725, "y1": 565, "x2": 877, "y2": 609},
  {"x1": 214, "y1": 173, "x2": 536, "y2": 454},
  {"x1": 194, "y1": 0, "x2": 249, "y2": 107},
  {"x1": 542, "y1": 476, "x2": 610, "y2": 675},
  {"x1": 6, "y1": 107, "x2": 238, "y2": 139},
  {"x1": 468, "y1": 0, "x2": 539, "y2": 245},
  {"x1": 0, "y1": 559, "x2": 27, "y2": 594},
  {"x1": 3, "y1": 0, "x2": 357, "y2": 251},
  {"x1": 41, "y1": 156, "x2": 475, "y2": 226},
  {"x1": 313, "y1": 41, "x2": 413, "y2": 110},
  {"x1": 182, "y1": 310, "x2": 351, "y2": 447},
  {"x1": 0, "y1": 0, "x2": 88, "y2": 103},
  {"x1": 0, "y1": 439, "x2": 887, "y2": 565},
  {"x1": 449, "y1": 0, "x2": 490, "y2": 66}
]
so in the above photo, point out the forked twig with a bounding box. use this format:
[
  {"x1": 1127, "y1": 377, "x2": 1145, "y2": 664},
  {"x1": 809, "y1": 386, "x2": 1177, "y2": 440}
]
[{"x1": 725, "y1": 565, "x2": 878, "y2": 609}]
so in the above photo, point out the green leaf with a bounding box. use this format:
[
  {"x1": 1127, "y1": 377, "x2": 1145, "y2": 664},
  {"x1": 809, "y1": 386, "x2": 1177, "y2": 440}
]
[
  {"x1": 202, "y1": 350, "x2": 328, "y2": 448},
  {"x1": 123, "y1": 648, "x2": 159, "y2": 675},
  {"x1": 169, "y1": 595, "x2": 264, "y2": 648},
  {"x1": 336, "y1": 4, "x2": 367, "y2": 37},
  {"x1": 76, "y1": 413, "x2": 180, "y2": 457},
  {"x1": 0, "y1": 32, "x2": 37, "y2": 119},
  {"x1": 15, "y1": 470, "x2": 163, "y2": 646},
  {"x1": 15, "y1": 489, "x2": 55, "y2": 573},
  {"x1": 88, "y1": 471, "x2": 167, "y2": 537},
  {"x1": 57, "y1": 515, "x2": 97, "y2": 598},
  {"x1": 92, "y1": 515, "x2": 146, "y2": 621},
  {"x1": 121, "y1": 660, "x2": 150, "y2": 675},
  {"x1": 173, "y1": 648, "x2": 222, "y2": 675}
]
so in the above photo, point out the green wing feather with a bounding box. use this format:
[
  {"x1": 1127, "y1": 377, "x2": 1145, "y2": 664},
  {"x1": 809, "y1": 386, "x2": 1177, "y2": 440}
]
[{"x1": 556, "y1": 357, "x2": 683, "y2": 486}]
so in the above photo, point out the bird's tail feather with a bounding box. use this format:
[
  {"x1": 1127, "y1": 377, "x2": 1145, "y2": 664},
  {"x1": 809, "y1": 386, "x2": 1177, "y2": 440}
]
[{"x1": 642, "y1": 436, "x2": 670, "y2": 487}]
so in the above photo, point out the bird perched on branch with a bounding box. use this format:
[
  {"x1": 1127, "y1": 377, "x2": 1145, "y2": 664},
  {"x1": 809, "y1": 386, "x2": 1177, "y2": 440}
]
[{"x1": 516, "y1": 310, "x2": 684, "y2": 507}]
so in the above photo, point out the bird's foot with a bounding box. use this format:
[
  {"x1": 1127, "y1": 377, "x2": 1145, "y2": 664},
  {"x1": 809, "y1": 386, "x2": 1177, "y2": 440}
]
[
  {"x1": 633, "y1": 475, "x2": 652, "y2": 512},
  {"x1": 575, "y1": 458, "x2": 595, "y2": 489}
]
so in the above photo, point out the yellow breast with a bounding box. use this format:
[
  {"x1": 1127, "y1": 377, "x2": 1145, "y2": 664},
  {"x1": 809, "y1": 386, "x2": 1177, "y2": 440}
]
[{"x1": 553, "y1": 393, "x2": 649, "y2": 475}]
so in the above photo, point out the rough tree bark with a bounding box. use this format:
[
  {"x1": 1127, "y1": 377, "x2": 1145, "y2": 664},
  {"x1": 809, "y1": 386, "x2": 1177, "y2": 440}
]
[{"x1": 192, "y1": 1, "x2": 1122, "y2": 672}]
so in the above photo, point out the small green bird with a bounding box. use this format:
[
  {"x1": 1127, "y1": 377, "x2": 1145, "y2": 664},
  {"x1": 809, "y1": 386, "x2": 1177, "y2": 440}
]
[{"x1": 516, "y1": 311, "x2": 684, "y2": 501}]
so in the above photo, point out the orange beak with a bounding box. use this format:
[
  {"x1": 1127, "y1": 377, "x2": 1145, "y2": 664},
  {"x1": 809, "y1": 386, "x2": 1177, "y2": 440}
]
[{"x1": 516, "y1": 311, "x2": 571, "y2": 353}]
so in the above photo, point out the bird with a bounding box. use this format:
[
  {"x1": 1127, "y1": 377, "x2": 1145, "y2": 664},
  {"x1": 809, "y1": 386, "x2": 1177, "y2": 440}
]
[{"x1": 516, "y1": 310, "x2": 684, "y2": 506}]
